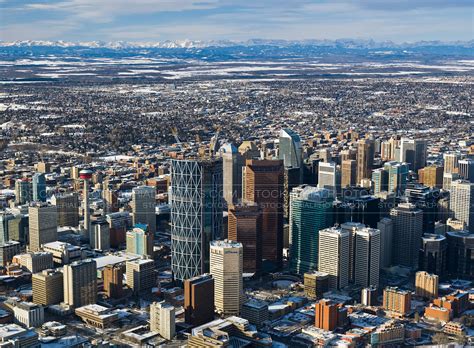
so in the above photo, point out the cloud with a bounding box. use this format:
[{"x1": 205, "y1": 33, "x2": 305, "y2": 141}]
[
  {"x1": 0, "y1": 0, "x2": 472, "y2": 42},
  {"x1": 23, "y1": 0, "x2": 221, "y2": 18},
  {"x1": 0, "y1": 19, "x2": 80, "y2": 41},
  {"x1": 356, "y1": 0, "x2": 473, "y2": 11}
]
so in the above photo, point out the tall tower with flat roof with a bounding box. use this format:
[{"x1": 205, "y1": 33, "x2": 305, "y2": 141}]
[
  {"x1": 171, "y1": 158, "x2": 223, "y2": 280},
  {"x1": 210, "y1": 240, "x2": 243, "y2": 316},
  {"x1": 79, "y1": 169, "x2": 93, "y2": 237}
]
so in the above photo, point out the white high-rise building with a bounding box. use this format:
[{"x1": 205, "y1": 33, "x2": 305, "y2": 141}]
[
  {"x1": 318, "y1": 227, "x2": 350, "y2": 290},
  {"x1": 353, "y1": 228, "x2": 381, "y2": 287},
  {"x1": 13, "y1": 302, "x2": 44, "y2": 328},
  {"x1": 79, "y1": 170, "x2": 93, "y2": 236},
  {"x1": 28, "y1": 203, "x2": 57, "y2": 252},
  {"x1": 15, "y1": 252, "x2": 53, "y2": 273},
  {"x1": 131, "y1": 186, "x2": 156, "y2": 234},
  {"x1": 443, "y1": 172, "x2": 460, "y2": 191},
  {"x1": 126, "y1": 258, "x2": 155, "y2": 293},
  {"x1": 210, "y1": 240, "x2": 243, "y2": 316},
  {"x1": 450, "y1": 180, "x2": 474, "y2": 233},
  {"x1": 150, "y1": 301, "x2": 175, "y2": 340},
  {"x1": 90, "y1": 220, "x2": 110, "y2": 251},
  {"x1": 318, "y1": 162, "x2": 340, "y2": 195},
  {"x1": 443, "y1": 153, "x2": 461, "y2": 174}
]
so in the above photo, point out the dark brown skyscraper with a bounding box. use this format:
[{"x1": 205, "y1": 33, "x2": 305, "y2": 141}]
[
  {"x1": 184, "y1": 274, "x2": 215, "y2": 326},
  {"x1": 243, "y1": 159, "x2": 284, "y2": 266},
  {"x1": 228, "y1": 203, "x2": 262, "y2": 274},
  {"x1": 357, "y1": 139, "x2": 375, "y2": 184},
  {"x1": 103, "y1": 264, "x2": 123, "y2": 299}
]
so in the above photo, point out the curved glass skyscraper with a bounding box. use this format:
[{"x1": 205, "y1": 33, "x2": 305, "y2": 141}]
[
  {"x1": 289, "y1": 185, "x2": 333, "y2": 275},
  {"x1": 278, "y1": 128, "x2": 302, "y2": 169}
]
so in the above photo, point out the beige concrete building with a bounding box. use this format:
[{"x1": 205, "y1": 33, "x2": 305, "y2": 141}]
[
  {"x1": 36, "y1": 162, "x2": 50, "y2": 173},
  {"x1": 341, "y1": 159, "x2": 357, "y2": 188},
  {"x1": 450, "y1": 180, "x2": 474, "y2": 233},
  {"x1": 75, "y1": 304, "x2": 118, "y2": 329},
  {"x1": 63, "y1": 259, "x2": 97, "y2": 308},
  {"x1": 42, "y1": 241, "x2": 82, "y2": 265},
  {"x1": 443, "y1": 153, "x2": 460, "y2": 174},
  {"x1": 150, "y1": 301, "x2": 175, "y2": 340},
  {"x1": 13, "y1": 302, "x2": 44, "y2": 328},
  {"x1": 383, "y1": 287, "x2": 411, "y2": 316},
  {"x1": 318, "y1": 227, "x2": 350, "y2": 290},
  {"x1": 32, "y1": 269, "x2": 64, "y2": 306},
  {"x1": 14, "y1": 252, "x2": 53, "y2": 273},
  {"x1": 28, "y1": 203, "x2": 57, "y2": 252},
  {"x1": 126, "y1": 258, "x2": 155, "y2": 293},
  {"x1": 210, "y1": 240, "x2": 243, "y2": 316},
  {"x1": 415, "y1": 271, "x2": 439, "y2": 299},
  {"x1": 446, "y1": 218, "x2": 466, "y2": 231}
]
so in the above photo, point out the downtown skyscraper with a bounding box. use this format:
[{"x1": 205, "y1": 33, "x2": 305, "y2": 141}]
[
  {"x1": 400, "y1": 138, "x2": 427, "y2": 171},
  {"x1": 131, "y1": 186, "x2": 156, "y2": 234},
  {"x1": 278, "y1": 128, "x2": 303, "y2": 170},
  {"x1": 243, "y1": 159, "x2": 284, "y2": 266},
  {"x1": 352, "y1": 227, "x2": 381, "y2": 287},
  {"x1": 32, "y1": 173, "x2": 46, "y2": 202},
  {"x1": 390, "y1": 203, "x2": 423, "y2": 269},
  {"x1": 210, "y1": 240, "x2": 243, "y2": 316},
  {"x1": 450, "y1": 180, "x2": 474, "y2": 233},
  {"x1": 356, "y1": 138, "x2": 375, "y2": 184},
  {"x1": 289, "y1": 185, "x2": 333, "y2": 275},
  {"x1": 28, "y1": 202, "x2": 58, "y2": 252},
  {"x1": 170, "y1": 158, "x2": 223, "y2": 281},
  {"x1": 318, "y1": 227, "x2": 350, "y2": 290},
  {"x1": 220, "y1": 143, "x2": 243, "y2": 206}
]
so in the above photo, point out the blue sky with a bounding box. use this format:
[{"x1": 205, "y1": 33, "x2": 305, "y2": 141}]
[{"x1": 0, "y1": 0, "x2": 472, "y2": 42}]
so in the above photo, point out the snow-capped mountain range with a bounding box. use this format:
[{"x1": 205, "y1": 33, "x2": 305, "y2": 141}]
[{"x1": 1, "y1": 39, "x2": 473, "y2": 49}]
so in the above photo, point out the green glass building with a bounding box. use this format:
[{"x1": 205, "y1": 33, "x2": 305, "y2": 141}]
[{"x1": 290, "y1": 185, "x2": 334, "y2": 275}]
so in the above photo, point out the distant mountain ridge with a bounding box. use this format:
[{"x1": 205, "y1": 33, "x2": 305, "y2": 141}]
[{"x1": 1, "y1": 39, "x2": 473, "y2": 49}]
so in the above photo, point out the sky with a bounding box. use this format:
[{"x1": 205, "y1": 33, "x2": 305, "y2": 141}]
[{"x1": 0, "y1": 0, "x2": 473, "y2": 42}]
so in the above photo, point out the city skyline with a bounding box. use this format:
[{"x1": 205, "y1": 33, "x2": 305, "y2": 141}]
[{"x1": 0, "y1": 4, "x2": 473, "y2": 345}]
